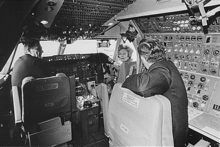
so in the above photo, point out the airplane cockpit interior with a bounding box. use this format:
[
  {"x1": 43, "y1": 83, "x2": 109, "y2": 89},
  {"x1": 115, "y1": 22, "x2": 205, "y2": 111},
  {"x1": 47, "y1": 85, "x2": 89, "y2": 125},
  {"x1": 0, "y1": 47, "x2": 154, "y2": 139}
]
[{"x1": 0, "y1": 0, "x2": 220, "y2": 146}]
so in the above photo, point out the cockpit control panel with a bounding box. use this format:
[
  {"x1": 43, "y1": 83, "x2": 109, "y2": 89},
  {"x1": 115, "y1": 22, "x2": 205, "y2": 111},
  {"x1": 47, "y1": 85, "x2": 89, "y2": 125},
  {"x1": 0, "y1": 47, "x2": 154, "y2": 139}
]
[
  {"x1": 43, "y1": 54, "x2": 104, "y2": 83},
  {"x1": 134, "y1": 9, "x2": 220, "y2": 142}
]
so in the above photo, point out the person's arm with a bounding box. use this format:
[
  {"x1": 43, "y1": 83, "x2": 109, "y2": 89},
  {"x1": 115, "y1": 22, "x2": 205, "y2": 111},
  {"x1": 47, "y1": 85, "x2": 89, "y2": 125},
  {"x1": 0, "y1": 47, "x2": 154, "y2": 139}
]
[{"x1": 122, "y1": 67, "x2": 171, "y2": 97}]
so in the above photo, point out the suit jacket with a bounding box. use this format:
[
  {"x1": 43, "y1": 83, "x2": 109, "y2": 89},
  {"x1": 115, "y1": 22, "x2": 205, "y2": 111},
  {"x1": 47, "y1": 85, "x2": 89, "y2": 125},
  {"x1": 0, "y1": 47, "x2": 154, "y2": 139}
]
[
  {"x1": 122, "y1": 59, "x2": 188, "y2": 147},
  {"x1": 12, "y1": 54, "x2": 48, "y2": 88}
]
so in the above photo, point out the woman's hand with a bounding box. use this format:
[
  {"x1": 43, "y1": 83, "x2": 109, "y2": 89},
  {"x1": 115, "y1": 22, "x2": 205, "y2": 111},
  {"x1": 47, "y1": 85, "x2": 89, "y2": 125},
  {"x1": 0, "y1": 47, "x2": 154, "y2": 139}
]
[
  {"x1": 105, "y1": 75, "x2": 115, "y2": 83},
  {"x1": 113, "y1": 60, "x2": 122, "y2": 69}
]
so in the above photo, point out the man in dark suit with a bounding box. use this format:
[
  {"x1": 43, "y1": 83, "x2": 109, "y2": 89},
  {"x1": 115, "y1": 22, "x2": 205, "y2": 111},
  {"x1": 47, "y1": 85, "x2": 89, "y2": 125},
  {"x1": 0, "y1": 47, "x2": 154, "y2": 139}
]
[
  {"x1": 12, "y1": 39, "x2": 48, "y2": 88},
  {"x1": 122, "y1": 39, "x2": 188, "y2": 147},
  {"x1": 11, "y1": 39, "x2": 49, "y2": 145}
]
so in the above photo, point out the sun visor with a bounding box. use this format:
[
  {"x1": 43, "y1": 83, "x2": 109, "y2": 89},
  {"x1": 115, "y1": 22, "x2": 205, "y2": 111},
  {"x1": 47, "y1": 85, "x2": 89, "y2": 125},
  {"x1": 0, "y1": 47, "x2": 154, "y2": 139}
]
[
  {"x1": 116, "y1": 0, "x2": 220, "y2": 20},
  {"x1": 103, "y1": 15, "x2": 119, "y2": 28},
  {"x1": 95, "y1": 21, "x2": 130, "y2": 39}
]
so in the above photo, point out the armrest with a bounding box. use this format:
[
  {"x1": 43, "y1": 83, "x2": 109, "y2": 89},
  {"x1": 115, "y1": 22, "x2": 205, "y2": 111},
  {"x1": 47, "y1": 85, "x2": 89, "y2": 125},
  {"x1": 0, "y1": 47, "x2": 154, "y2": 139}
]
[{"x1": 12, "y1": 86, "x2": 22, "y2": 124}]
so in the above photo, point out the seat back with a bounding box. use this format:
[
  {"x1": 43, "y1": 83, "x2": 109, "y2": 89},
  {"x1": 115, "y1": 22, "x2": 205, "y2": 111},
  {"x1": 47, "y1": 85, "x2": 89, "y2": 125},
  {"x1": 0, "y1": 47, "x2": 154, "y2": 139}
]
[
  {"x1": 22, "y1": 75, "x2": 71, "y2": 125},
  {"x1": 108, "y1": 83, "x2": 174, "y2": 146},
  {"x1": 95, "y1": 83, "x2": 110, "y2": 137}
]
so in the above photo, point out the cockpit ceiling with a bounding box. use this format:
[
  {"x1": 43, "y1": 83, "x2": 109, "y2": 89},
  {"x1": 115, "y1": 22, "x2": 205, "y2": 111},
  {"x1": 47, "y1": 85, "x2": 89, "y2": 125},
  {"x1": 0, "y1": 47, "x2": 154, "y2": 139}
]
[{"x1": 26, "y1": 0, "x2": 136, "y2": 40}]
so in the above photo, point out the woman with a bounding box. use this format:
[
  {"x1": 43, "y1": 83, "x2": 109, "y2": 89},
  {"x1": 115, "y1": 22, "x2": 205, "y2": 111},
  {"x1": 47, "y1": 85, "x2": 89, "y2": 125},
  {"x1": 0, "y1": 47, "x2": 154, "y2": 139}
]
[
  {"x1": 122, "y1": 38, "x2": 188, "y2": 147},
  {"x1": 117, "y1": 44, "x2": 133, "y2": 63},
  {"x1": 105, "y1": 44, "x2": 134, "y2": 94}
]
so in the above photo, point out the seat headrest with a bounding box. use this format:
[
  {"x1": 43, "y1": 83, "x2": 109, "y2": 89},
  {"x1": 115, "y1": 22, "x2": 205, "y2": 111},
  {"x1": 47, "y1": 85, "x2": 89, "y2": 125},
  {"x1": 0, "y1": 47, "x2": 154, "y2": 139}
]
[
  {"x1": 56, "y1": 73, "x2": 67, "y2": 77},
  {"x1": 22, "y1": 76, "x2": 35, "y2": 87}
]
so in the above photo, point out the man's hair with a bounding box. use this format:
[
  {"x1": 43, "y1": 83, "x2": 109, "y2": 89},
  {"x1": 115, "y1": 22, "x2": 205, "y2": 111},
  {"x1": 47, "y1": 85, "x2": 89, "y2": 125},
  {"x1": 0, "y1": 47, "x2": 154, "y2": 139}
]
[
  {"x1": 137, "y1": 38, "x2": 166, "y2": 63},
  {"x1": 23, "y1": 39, "x2": 41, "y2": 53},
  {"x1": 118, "y1": 44, "x2": 133, "y2": 58}
]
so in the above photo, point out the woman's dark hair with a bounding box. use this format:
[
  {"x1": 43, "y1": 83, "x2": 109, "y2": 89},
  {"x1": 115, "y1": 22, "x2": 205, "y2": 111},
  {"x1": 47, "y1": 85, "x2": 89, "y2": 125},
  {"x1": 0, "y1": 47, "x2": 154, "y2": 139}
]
[{"x1": 137, "y1": 38, "x2": 166, "y2": 63}]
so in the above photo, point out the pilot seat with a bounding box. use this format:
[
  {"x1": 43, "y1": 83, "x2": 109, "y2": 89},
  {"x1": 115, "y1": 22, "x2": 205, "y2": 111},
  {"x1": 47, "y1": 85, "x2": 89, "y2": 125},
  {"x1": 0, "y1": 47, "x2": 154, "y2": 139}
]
[
  {"x1": 95, "y1": 83, "x2": 110, "y2": 137},
  {"x1": 108, "y1": 83, "x2": 174, "y2": 146},
  {"x1": 12, "y1": 73, "x2": 73, "y2": 146}
]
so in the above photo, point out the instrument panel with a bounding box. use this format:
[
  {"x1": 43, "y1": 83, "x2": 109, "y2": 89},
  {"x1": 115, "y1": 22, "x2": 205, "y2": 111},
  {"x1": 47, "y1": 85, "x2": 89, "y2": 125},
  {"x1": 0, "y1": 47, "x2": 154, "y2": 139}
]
[
  {"x1": 135, "y1": 11, "x2": 220, "y2": 34},
  {"x1": 134, "y1": 9, "x2": 220, "y2": 142},
  {"x1": 43, "y1": 54, "x2": 104, "y2": 83}
]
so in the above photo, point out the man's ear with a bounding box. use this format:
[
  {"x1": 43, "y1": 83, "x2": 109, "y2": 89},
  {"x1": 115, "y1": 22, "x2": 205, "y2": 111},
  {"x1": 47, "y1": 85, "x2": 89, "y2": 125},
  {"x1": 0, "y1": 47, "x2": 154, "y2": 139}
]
[{"x1": 26, "y1": 48, "x2": 31, "y2": 53}]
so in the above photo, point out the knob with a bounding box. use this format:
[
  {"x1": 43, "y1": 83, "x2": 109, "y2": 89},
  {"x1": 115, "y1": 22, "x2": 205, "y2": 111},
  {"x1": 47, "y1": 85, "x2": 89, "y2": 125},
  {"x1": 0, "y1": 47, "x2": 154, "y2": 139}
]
[
  {"x1": 184, "y1": 24, "x2": 189, "y2": 27},
  {"x1": 185, "y1": 49, "x2": 189, "y2": 53},
  {"x1": 197, "y1": 26, "x2": 202, "y2": 30},
  {"x1": 190, "y1": 75, "x2": 195, "y2": 79},
  {"x1": 213, "y1": 50, "x2": 219, "y2": 56},
  {"x1": 190, "y1": 50, "x2": 194, "y2": 54},
  {"x1": 202, "y1": 95, "x2": 209, "y2": 101},
  {"x1": 192, "y1": 26, "x2": 196, "y2": 30},
  {"x1": 200, "y1": 77, "x2": 206, "y2": 82},
  {"x1": 188, "y1": 81, "x2": 193, "y2": 86},
  {"x1": 204, "y1": 49, "x2": 210, "y2": 55},
  {"x1": 196, "y1": 50, "x2": 200, "y2": 54},
  {"x1": 193, "y1": 102, "x2": 199, "y2": 108},
  {"x1": 185, "y1": 20, "x2": 189, "y2": 23},
  {"x1": 186, "y1": 55, "x2": 191, "y2": 60},
  {"x1": 198, "y1": 83, "x2": 204, "y2": 89}
]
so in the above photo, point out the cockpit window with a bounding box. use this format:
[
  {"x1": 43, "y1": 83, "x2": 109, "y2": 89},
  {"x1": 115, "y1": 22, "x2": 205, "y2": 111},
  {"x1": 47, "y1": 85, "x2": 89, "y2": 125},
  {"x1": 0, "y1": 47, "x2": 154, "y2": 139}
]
[
  {"x1": 0, "y1": 41, "x2": 60, "y2": 74},
  {"x1": 40, "y1": 41, "x2": 60, "y2": 57},
  {"x1": 0, "y1": 39, "x2": 118, "y2": 75},
  {"x1": 64, "y1": 40, "x2": 117, "y2": 59}
]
